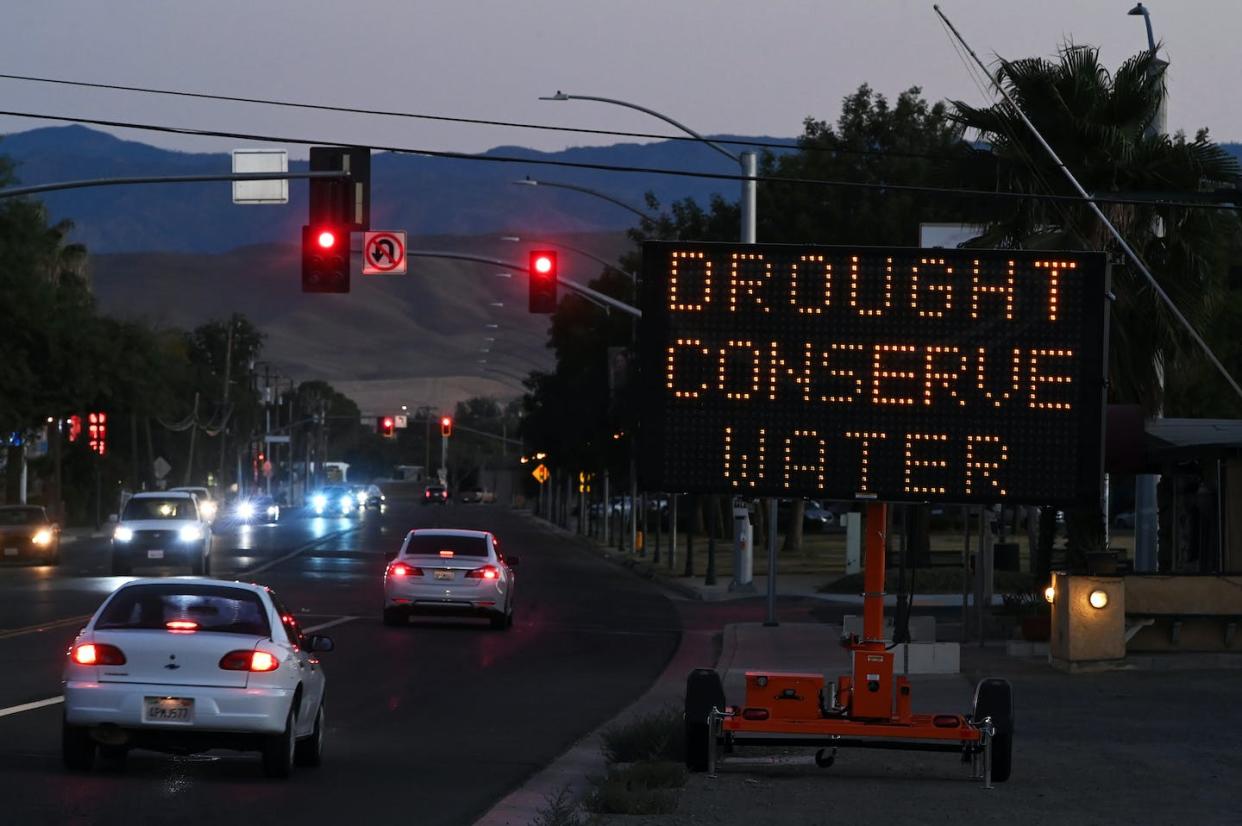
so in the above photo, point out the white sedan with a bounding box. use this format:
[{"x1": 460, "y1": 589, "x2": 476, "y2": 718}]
[
  {"x1": 62, "y1": 578, "x2": 333, "y2": 778},
  {"x1": 383, "y1": 529, "x2": 518, "y2": 630}
]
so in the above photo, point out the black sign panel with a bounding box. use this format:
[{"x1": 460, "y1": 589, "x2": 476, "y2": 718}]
[{"x1": 639, "y1": 242, "x2": 1108, "y2": 506}]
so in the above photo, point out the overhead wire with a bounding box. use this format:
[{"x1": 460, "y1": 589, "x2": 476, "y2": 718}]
[{"x1": 0, "y1": 107, "x2": 1236, "y2": 212}]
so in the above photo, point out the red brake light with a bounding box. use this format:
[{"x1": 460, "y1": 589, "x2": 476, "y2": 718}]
[
  {"x1": 388, "y1": 562, "x2": 423, "y2": 578},
  {"x1": 219, "y1": 650, "x2": 280, "y2": 672},
  {"x1": 466, "y1": 565, "x2": 499, "y2": 580},
  {"x1": 166, "y1": 620, "x2": 198, "y2": 633},
  {"x1": 72, "y1": 643, "x2": 126, "y2": 666},
  {"x1": 439, "y1": 550, "x2": 454, "y2": 558}
]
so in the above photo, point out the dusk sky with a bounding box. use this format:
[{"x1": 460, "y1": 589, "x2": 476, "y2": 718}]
[{"x1": 2, "y1": 1, "x2": 1238, "y2": 159}]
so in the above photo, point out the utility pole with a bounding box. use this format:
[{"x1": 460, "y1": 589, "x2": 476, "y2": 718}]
[
  {"x1": 264, "y1": 363, "x2": 274, "y2": 497},
  {"x1": 216, "y1": 316, "x2": 235, "y2": 492},
  {"x1": 183, "y1": 392, "x2": 200, "y2": 486}
]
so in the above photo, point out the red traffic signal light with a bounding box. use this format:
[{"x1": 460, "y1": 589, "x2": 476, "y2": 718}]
[
  {"x1": 440, "y1": 416, "x2": 452, "y2": 438},
  {"x1": 528, "y1": 250, "x2": 558, "y2": 313},
  {"x1": 378, "y1": 416, "x2": 396, "y2": 438},
  {"x1": 302, "y1": 224, "x2": 349, "y2": 293},
  {"x1": 86, "y1": 412, "x2": 107, "y2": 456}
]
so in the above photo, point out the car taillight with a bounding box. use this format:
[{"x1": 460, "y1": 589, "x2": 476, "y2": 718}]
[
  {"x1": 387, "y1": 562, "x2": 423, "y2": 578},
  {"x1": 71, "y1": 643, "x2": 126, "y2": 666},
  {"x1": 219, "y1": 650, "x2": 280, "y2": 672},
  {"x1": 166, "y1": 620, "x2": 198, "y2": 633},
  {"x1": 466, "y1": 565, "x2": 499, "y2": 580}
]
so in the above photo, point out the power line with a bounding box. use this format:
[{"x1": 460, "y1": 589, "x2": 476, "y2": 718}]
[
  {"x1": 0, "y1": 106, "x2": 1237, "y2": 212},
  {"x1": 0, "y1": 71, "x2": 965, "y2": 163}
]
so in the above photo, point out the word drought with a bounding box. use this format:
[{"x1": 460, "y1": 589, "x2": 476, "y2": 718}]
[{"x1": 639, "y1": 242, "x2": 1108, "y2": 506}]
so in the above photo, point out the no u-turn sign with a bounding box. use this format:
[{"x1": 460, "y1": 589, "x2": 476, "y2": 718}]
[{"x1": 363, "y1": 231, "x2": 407, "y2": 275}]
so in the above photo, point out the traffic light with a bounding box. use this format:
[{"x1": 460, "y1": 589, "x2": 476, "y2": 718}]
[
  {"x1": 528, "y1": 250, "x2": 558, "y2": 313},
  {"x1": 440, "y1": 416, "x2": 452, "y2": 438},
  {"x1": 302, "y1": 223, "x2": 349, "y2": 293},
  {"x1": 378, "y1": 416, "x2": 396, "y2": 439},
  {"x1": 87, "y1": 412, "x2": 106, "y2": 456},
  {"x1": 67, "y1": 415, "x2": 82, "y2": 443}
]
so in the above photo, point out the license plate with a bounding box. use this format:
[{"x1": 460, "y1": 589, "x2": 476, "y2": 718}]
[
  {"x1": 3, "y1": 548, "x2": 17, "y2": 557},
  {"x1": 147, "y1": 549, "x2": 164, "y2": 559},
  {"x1": 143, "y1": 696, "x2": 193, "y2": 724},
  {"x1": 434, "y1": 570, "x2": 453, "y2": 581}
]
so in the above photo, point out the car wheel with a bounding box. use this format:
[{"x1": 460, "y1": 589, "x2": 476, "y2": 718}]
[
  {"x1": 110, "y1": 557, "x2": 131, "y2": 576},
  {"x1": 262, "y1": 707, "x2": 297, "y2": 779},
  {"x1": 62, "y1": 721, "x2": 96, "y2": 771},
  {"x1": 382, "y1": 607, "x2": 405, "y2": 627},
  {"x1": 294, "y1": 701, "x2": 325, "y2": 768}
]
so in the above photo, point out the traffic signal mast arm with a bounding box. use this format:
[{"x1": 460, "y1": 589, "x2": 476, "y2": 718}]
[
  {"x1": 0, "y1": 170, "x2": 348, "y2": 200},
  {"x1": 404, "y1": 250, "x2": 641, "y2": 318}
]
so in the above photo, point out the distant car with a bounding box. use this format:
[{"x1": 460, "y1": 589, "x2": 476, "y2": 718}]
[
  {"x1": 459, "y1": 489, "x2": 483, "y2": 504},
  {"x1": 362, "y1": 484, "x2": 386, "y2": 509},
  {"x1": 422, "y1": 485, "x2": 449, "y2": 505},
  {"x1": 111, "y1": 492, "x2": 212, "y2": 576},
  {"x1": 382, "y1": 529, "x2": 517, "y2": 630},
  {"x1": 168, "y1": 486, "x2": 219, "y2": 523},
  {"x1": 0, "y1": 505, "x2": 60, "y2": 565},
  {"x1": 235, "y1": 495, "x2": 280, "y2": 524},
  {"x1": 309, "y1": 486, "x2": 356, "y2": 517},
  {"x1": 61, "y1": 578, "x2": 332, "y2": 778}
]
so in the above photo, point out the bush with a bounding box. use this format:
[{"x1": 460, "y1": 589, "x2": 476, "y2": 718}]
[
  {"x1": 582, "y1": 762, "x2": 686, "y2": 815},
  {"x1": 530, "y1": 786, "x2": 584, "y2": 826},
  {"x1": 599, "y1": 706, "x2": 684, "y2": 764}
]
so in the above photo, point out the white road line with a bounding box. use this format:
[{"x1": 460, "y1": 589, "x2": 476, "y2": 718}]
[
  {"x1": 303, "y1": 616, "x2": 357, "y2": 633},
  {"x1": 0, "y1": 614, "x2": 92, "y2": 641},
  {"x1": 242, "y1": 527, "x2": 359, "y2": 575},
  {"x1": 0, "y1": 696, "x2": 63, "y2": 719}
]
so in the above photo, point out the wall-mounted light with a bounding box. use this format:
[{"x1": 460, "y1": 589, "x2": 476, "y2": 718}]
[
  {"x1": 1044, "y1": 585, "x2": 1056, "y2": 604},
  {"x1": 1088, "y1": 589, "x2": 1109, "y2": 609}
]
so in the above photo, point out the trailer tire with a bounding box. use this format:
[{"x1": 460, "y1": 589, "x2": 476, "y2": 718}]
[
  {"x1": 684, "y1": 669, "x2": 725, "y2": 773},
  {"x1": 972, "y1": 678, "x2": 1013, "y2": 783}
]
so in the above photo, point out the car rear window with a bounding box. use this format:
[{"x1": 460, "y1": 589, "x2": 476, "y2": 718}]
[
  {"x1": 406, "y1": 534, "x2": 488, "y2": 557},
  {"x1": 0, "y1": 507, "x2": 44, "y2": 526},
  {"x1": 123, "y1": 498, "x2": 196, "y2": 521},
  {"x1": 95, "y1": 584, "x2": 270, "y2": 636}
]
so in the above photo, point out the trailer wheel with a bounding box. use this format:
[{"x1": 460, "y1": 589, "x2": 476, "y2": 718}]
[
  {"x1": 684, "y1": 669, "x2": 725, "y2": 772},
  {"x1": 972, "y1": 678, "x2": 1013, "y2": 783}
]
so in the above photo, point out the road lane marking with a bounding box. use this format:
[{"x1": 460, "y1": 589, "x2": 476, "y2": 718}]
[
  {"x1": 303, "y1": 616, "x2": 357, "y2": 633},
  {"x1": 241, "y1": 527, "x2": 361, "y2": 575},
  {"x1": 0, "y1": 696, "x2": 63, "y2": 719},
  {"x1": 0, "y1": 614, "x2": 92, "y2": 641}
]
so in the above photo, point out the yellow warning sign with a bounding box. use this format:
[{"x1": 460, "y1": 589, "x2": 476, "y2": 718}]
[{"x1": 532, "y1": 463, "x2": 550, "y2": 484}]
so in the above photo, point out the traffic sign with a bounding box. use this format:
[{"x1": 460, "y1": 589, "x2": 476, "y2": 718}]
[
  {"x1": 362, "y1": 231, "x2": 407, "y2": 275},
  {"x1": 639, "y1": 241, "x2": 1108, "y2": 507},
  {"x1": 532, "y1": 464, "x2": 550, "y2": 485},
  {"x1": 394, "y1": 415, "x2": 408, "y2": 429}
]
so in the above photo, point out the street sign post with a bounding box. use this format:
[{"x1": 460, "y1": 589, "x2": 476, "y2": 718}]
[
  {"x1": 639, "y1": 241, "x2": 1109, "y2": 506},
  {"x1": 362, "y1": 231, "x2": 407, "y2": 275}
]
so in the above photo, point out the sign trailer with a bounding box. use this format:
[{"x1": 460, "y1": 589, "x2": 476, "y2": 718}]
[{"x1": 641, "y1": 240, "x2": 1110, "y2": 787}]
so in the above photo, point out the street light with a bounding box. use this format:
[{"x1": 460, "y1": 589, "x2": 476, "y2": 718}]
[
  {"x1": 512, "y1": 177, "x2": 658, "y2": 223},
  {"x1": 540, "y1": 92, "x2": 756, "y2": 243},
  {"x1": 1128, "y1": 3, "x2": 1156, "y2": 51}
]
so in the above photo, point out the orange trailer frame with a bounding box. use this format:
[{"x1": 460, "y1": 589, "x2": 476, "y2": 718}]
[{"x1": 696, "y1": 502, "x2": 1008, "y2": 788}]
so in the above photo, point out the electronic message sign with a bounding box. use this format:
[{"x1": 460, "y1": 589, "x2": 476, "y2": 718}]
[{"x1": 639, "y1": 242, "x2": 1108, "y2": 506}]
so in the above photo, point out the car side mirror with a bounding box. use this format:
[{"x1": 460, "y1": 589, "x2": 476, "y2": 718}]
[
  {"x1": 308, "y1": 635, "x2": 334, "y2": 653},
  {"x1": 506, "y1": 555, "x2": 520, "y2": 567},
  {"x1": 106, "y1": 514, "x2": 118, "y2": 523}
]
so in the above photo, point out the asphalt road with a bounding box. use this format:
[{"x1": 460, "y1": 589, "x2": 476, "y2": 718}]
[{"x1": 0, "y1": 501, "x2": 681, "y2": 825}]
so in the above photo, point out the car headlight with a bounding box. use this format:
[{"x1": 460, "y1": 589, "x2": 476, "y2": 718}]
[
  {"x1": 267, "y1": 505, "x2": 279, "y2": 516},
  {"x1": 340, "y1": 496, "x2": 354, "y2": 511},
  {"x1": 311, "y1": 494, "x2": 327, "y2": 512},
  {"x1": 200, "y1": 501, "x2": 218, "y2": 520},
  {"x1": 179, "y1": 525, "x2": 204, "y2": 542},
  {"x1": 32, "y1": 528, "x2": 53, "y2": 546},
  {"x1": 237, "y1": 501, "x2": 255, "y2": 520},
  {"x1": 356, "y1": 491, "x2": 367, "y2": 504},
  {"x1": 113, "y1": 526, "x2": 134, "y2": 543}
]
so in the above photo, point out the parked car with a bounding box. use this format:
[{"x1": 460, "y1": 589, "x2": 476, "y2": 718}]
[{"x1": 0, "y1": 505, "x2": 60, "y2": 565}]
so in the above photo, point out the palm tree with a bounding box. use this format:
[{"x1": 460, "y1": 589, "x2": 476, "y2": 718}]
[{"x1": 951, "y1": 44, "x2": 1241, "y2": 414}]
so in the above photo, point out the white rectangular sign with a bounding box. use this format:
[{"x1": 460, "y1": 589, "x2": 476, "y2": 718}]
[{"x1": 232, "y1": 149, "x2": 289, "y2": 204}]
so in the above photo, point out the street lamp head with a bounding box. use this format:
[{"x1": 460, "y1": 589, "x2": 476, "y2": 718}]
[
  {"x1": 494, "y1": 272, "x2": 513, "y2": 279},
  {"x1": 513, "y1": 178, "x2": 538, "y2": 187},
  {"x1": 500, "y1": 235, "x2": 521, "y2": 242},
  {"x1": 1128, "y1": 3, "x2": 1147, "y2": 15},
  {"x1": 539, "y1": 91, "x2": 570, "y2": 101}
]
